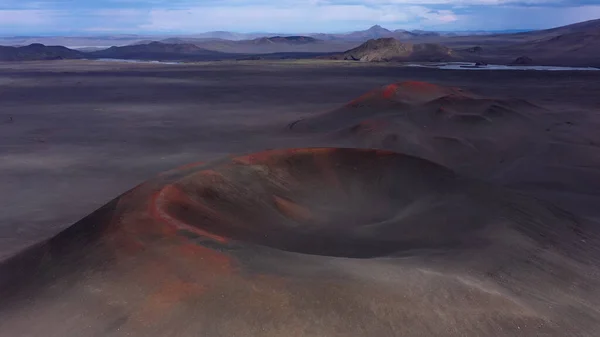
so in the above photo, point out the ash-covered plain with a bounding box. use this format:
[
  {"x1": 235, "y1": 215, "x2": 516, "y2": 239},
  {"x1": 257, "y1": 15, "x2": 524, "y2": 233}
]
[{"x1": 1, "y1": 60, "x2": 600, "y2": 337}]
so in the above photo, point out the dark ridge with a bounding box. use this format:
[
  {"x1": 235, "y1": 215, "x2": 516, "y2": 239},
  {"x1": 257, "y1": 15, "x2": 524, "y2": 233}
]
[
  {"x1": 0, "y1": 44, "x2": 84, "y2": 61},
  {"x1": 322, "y1": 38, "x2": 455, "y2": 62},
  {"x1": 253, "y1": 36, "x2": 321, "y2": 44},
  {"x1": 86, "y1": 42, "x2": 231, "y2": 61}
]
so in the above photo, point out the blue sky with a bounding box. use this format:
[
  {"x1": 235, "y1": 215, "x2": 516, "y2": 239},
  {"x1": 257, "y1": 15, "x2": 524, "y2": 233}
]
[{"x1": 1, "y1": 0, "x2": 599, "y2": 35}]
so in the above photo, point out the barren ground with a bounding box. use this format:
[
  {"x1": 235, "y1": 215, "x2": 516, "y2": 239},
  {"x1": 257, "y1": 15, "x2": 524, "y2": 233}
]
[{"x1": 1, "y1": 59, "x2": 600, "y2": 258}]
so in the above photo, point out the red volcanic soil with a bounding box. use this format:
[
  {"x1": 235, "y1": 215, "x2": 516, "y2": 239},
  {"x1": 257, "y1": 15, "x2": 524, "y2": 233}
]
[
  {"x1": 0, "y1": 147, "x2": 599, "y2": 336},
  {"x1": 150, "y1": 147, "x2": 464, "y2": 257},
  {"x1": 289, "y1": 81, "x2": 478, "y2": 133},
  {"x1": 288, "y1": 81, "x2": 545, "y2": 181},
  {"x1": 345, "y1": 81, "x2": 468, "y2": 108}
]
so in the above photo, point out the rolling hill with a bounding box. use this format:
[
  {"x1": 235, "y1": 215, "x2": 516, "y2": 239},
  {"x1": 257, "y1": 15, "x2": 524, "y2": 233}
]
[
  {"x1": 0, "y1": 44, "x2": 84, "y2": 61},
  {"x1": 323, "y1": 38, "x2": 455, "y2": 62},
  {"x1": 134, "y1": 36, "x2": 359, "y2": 54},
  {"x1": 87, "y1": 41, "x2": 236, "y2": 61},
  {"x1": 251, "y1": 36, "x2": 320, "y2": 44},
  {"x1": 492, "y1": 19, "x2": 600, "y2": 66},
  {"x1": 419, "y1": 18, "x2": 600, "y2": 66}
]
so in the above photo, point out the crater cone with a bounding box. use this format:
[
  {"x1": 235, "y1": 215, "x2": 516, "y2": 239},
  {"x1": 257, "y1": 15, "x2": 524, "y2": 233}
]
[
  {"x1": 1, "y1": 148, "x2": 598, "y2": 337},
  {"x1": 156, "y1": 148, "x2": 463, "y2": 257}
]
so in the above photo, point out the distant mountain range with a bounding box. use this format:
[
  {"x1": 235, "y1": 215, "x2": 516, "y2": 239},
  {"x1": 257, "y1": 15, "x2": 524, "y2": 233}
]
[
  {"x1": 0, "y1": 26, "x2": 532, "y2": 48},
  {"x1": 1, "y1": 19, "x2": 599, "y2": 67}
]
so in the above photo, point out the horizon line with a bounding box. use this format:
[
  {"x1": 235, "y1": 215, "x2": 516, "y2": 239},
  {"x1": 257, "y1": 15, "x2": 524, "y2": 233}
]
[{"x1": 0, "y1": 28, "x2": 535, "y2": 38}]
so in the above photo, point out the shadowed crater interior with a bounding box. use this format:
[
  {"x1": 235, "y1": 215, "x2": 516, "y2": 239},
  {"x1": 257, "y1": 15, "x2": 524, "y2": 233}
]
[{"x1": 155, "y1": 148, "x2": 479, "y2": 258}]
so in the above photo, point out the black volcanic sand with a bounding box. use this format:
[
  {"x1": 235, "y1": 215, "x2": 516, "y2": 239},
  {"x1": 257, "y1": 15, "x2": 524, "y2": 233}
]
[
  {"x1": 1, "y1": 60, "x2": 600, "y2": 336},
  {"x1": 1, "y1": 147, "x2": 599, "y2": 337}
]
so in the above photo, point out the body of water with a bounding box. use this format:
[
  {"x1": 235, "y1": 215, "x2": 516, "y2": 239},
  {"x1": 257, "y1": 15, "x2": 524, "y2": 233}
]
[
  {"x1": 92, "y1": 58, "x2": 183, "y2": 65},
  {"x1": 90, "y1": 59, "x2": 600, "y2": 71},
  {"x1": 405, "y1": 62, "x2": 599, "y2": 71}
]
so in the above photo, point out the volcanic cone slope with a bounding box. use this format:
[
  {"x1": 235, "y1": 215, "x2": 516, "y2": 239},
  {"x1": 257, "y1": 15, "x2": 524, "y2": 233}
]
[
  {"x1": 1, "y1": 148, "x2": 599, "y2": 337},
  {"x1": 288, "y1": 81, "x2": 547, "y2": 181}
]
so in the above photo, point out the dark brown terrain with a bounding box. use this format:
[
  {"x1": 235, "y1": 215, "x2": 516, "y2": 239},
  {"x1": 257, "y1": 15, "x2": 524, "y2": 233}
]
[
  {"x1": 416, "y1": 19, "x2": 600, "y2": 66},
  {"x1": 322, "y1": 38, "x2": 454, "y2": 62},
  {"x1": 0, "y1": 60, "x2": 600, "y2": 336}
]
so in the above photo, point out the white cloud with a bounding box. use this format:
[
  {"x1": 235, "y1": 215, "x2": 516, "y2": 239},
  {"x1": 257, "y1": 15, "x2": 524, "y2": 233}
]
[
  {"x1": 450, "y1": 4, "x2": 600, "y2": 30},
  {"x1": 406, "y1": 6, "x2": 458, "y2": 23},
  {"x1": 0, "y1": 10, "x2": 56, "y2": 25},
  {"x1": 140, "y1": 4, "x2": 457, "y2": 32},
  {"x1": 1, "y1": 0, "x2": 597, "y2": 34},
  {"x1": 364, "y1": 0, "x2": 562, "y2": 4}
]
